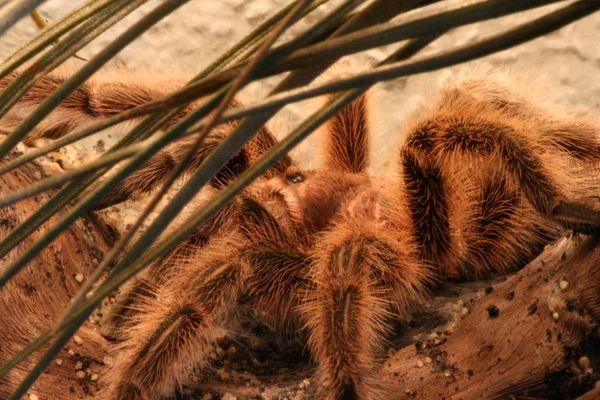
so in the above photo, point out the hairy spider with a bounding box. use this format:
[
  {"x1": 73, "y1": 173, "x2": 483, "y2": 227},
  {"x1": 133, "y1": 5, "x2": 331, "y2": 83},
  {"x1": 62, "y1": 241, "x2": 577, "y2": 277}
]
[{"x1": 1, "y1": 66, "x2": 599, "y2": 400}]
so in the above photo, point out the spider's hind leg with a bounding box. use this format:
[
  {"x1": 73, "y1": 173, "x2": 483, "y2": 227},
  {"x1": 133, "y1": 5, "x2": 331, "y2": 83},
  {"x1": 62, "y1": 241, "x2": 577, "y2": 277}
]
[{"x1": 443, "y1": 76, "x2": 600, "y2": 235}]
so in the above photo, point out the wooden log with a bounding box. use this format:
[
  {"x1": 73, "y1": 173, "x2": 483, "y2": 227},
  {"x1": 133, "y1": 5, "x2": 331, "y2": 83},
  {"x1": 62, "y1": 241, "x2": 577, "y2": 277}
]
[
  {"x1": 380, "y1": 234, "x2": 600, "y2": 400},
  {"x1": 0, "y1": 158, "x2": 113, "y2": 399}
]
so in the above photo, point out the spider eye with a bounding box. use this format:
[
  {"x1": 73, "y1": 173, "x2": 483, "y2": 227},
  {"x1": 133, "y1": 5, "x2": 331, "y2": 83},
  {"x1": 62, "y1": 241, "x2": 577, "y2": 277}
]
[{"x1": 286, "y1": 172, "x2": 305, "y2": 183}]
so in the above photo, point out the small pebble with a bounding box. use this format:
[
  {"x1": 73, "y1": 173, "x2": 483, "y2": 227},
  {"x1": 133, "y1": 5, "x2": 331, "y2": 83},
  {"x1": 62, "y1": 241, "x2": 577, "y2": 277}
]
[
  {"x1": 559, "y1": 280, "x2": 569, "y2": 290},
  {"x1": 73, "y1": 335, "x2": 83, "y2": 345},
  {"x1": 67, "y1": 349, "x2": 75, "y2": 356},
  {"x1": 417, "y1": 360, "x2": 424, "y2": 368},
  {"x1": 29, "y1": 394, "x2": 39, "y2": 400},
  {"x1": 552, "y1": 312, "x2": 560, "y2": 321},
  {"x1": 75, "y1": 371, "x2": 86, "y2": 379},
  {"x1": 461, "y1": 307, "x2": 469, "y2": 316},
  {"x1": 425, "y1": 357, "x2": 432, "y2": 364},
  {"x1": 90, "y1": 374, "x2": 99, "y2": 382},
  {"x1": 302, "y1": 379, "x2": 310, "y2": 387},
  {"x1": 55, "y1": 359, "x2": 63, "y2": 366},
  {"x1": 75, "y1": 273, "x2": 84, "y2": 283},
  {"x1": 222, "y1": 394, "x2": 237, "y2": 400},
  {"x1": 86, "y1": 291, "x2": 94, "y2": 299},
  {"x1": 487, "y1": 305, "x2": 500, "y2": 318},
  {"x1": 103, "y1": 356, "x2": 114, "y2": 366},
  {"x1": 444, "y1": 371, "x2": 452, "y2": 377},
  {"x1": 579, "y1": 356, "x2": 591, "y2": 369},
  {"x1": 75, "y1": 361, "x2": 83, "y2": 370}
]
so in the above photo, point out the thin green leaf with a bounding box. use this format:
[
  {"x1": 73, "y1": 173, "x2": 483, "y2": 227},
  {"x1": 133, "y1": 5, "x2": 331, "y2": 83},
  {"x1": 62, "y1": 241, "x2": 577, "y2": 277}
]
[
  {"x1": 0, "y1": 0, "x2": 149, "y2": 156},
  {"x1": 0, "y1": 0, "x2": 116, "y2": 79},
  {"x1": 2, "y1": 3, "x2": 314, "y2": 395},
  {"x1": 0, "y1": 0, "x2": 47, "y2": 35}
]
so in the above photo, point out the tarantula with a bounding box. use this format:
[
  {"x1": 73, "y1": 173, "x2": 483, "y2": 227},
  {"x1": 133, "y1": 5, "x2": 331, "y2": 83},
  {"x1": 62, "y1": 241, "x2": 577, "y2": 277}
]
[{"x1": 1, "y1": 66, "x2": 600, "y2": 400}]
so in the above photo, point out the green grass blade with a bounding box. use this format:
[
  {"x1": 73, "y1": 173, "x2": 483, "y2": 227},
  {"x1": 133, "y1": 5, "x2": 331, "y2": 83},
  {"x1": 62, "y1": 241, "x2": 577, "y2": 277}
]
[
  {"x1": 0, "y1": 0, "x2": 47, "y2": 35},
  {"x1": 0, "y1": 0, "x2": 150, "y2": 157},
  {"x1": 0, "y1": 0, "x2": 117, "y2": 79}
]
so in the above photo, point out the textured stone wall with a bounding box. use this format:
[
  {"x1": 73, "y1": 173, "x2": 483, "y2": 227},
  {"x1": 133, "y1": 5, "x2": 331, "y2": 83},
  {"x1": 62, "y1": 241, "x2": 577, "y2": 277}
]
[{"x1": 1, "y1": 0, "x2": 599, "y2": 163}]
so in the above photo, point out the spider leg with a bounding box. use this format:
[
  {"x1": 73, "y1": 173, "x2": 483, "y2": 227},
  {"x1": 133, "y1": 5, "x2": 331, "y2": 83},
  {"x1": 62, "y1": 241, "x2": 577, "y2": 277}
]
[
  {"x1": 399, "y1": 105, "x2": 600, "y2": 274},
  {"x1": 104, "y1": 218, "x2": 309, "y2": 399},
  {"x1": 317, "y1": 90, "x2": 371, "y2": 174},
  {"x1": 102, "y1": 188, "x2": 301, "y2": 337},
  {"x1": 0, "y1": 69, "x2": 292, "y2": 208},
  {"x1": 0, "y1": 69, "x2": 196, "y2": 141},
  {"x1": 102, "y1": 235, "x2": 250, "y2": 399},
  {"x1": 302, "y1": 222, "x2": 429, "y2": 400},
  {"x1": 93, "y1": 121, "x2": 291, "y2": 209},
  {"x1": 441, "y1": 78, "x2": 600, "y2": 230}
]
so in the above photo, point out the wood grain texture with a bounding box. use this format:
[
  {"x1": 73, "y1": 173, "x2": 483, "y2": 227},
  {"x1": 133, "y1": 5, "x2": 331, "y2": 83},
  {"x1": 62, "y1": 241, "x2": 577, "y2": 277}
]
[{"x1": 0, "y1": 157, "x2": 112, "y2": 400}]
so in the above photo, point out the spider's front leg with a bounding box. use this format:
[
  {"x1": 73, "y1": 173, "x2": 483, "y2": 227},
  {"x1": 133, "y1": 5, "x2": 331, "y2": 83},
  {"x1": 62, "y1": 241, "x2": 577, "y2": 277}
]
[
  {"x1": 93, "y1": 121, "x2": 292, "y2": 209},
  {"x1": 102, "y1": 196, "x2": 310, "y2": 399},
  {"x1": 100, "y1": 196, "x2": 243, "y2": 340},
  {"x1": 101, "y1": 235, "x2": 248, "y2": 399},
  {"x1": 303, "y1": 222, "x2": 429, "y2": 400},
  {"x1": 101, "y1": 188, "x2": 299, "y2": 340}
]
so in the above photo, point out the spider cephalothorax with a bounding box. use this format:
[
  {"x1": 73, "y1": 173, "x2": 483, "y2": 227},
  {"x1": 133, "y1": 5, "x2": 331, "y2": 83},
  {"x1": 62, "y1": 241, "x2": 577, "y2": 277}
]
[{"x1": 1, "y1": 66, "x2": 599, "y2": 399}]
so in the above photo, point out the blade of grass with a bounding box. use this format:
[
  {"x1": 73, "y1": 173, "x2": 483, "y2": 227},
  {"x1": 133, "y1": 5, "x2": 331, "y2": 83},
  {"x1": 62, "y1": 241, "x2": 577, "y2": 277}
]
[
  {"x1": 0, "y1": 0, "x2": 150, "y2": 154},
  {"x1": 0, "y1": 0, "x2": 117, "y2": 80},
  {"x1": 29, "y1": 9, "x2": 48, "y2": 29},
  {"x1": 0, "y1": 0, "x2": 47, "y2": 35}
]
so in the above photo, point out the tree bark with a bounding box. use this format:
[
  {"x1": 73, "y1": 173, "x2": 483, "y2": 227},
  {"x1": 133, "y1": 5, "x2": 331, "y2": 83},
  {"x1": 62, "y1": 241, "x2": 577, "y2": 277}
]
[{"x1": 0, "y1": 158, "x2": 113, "y2": 399}]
